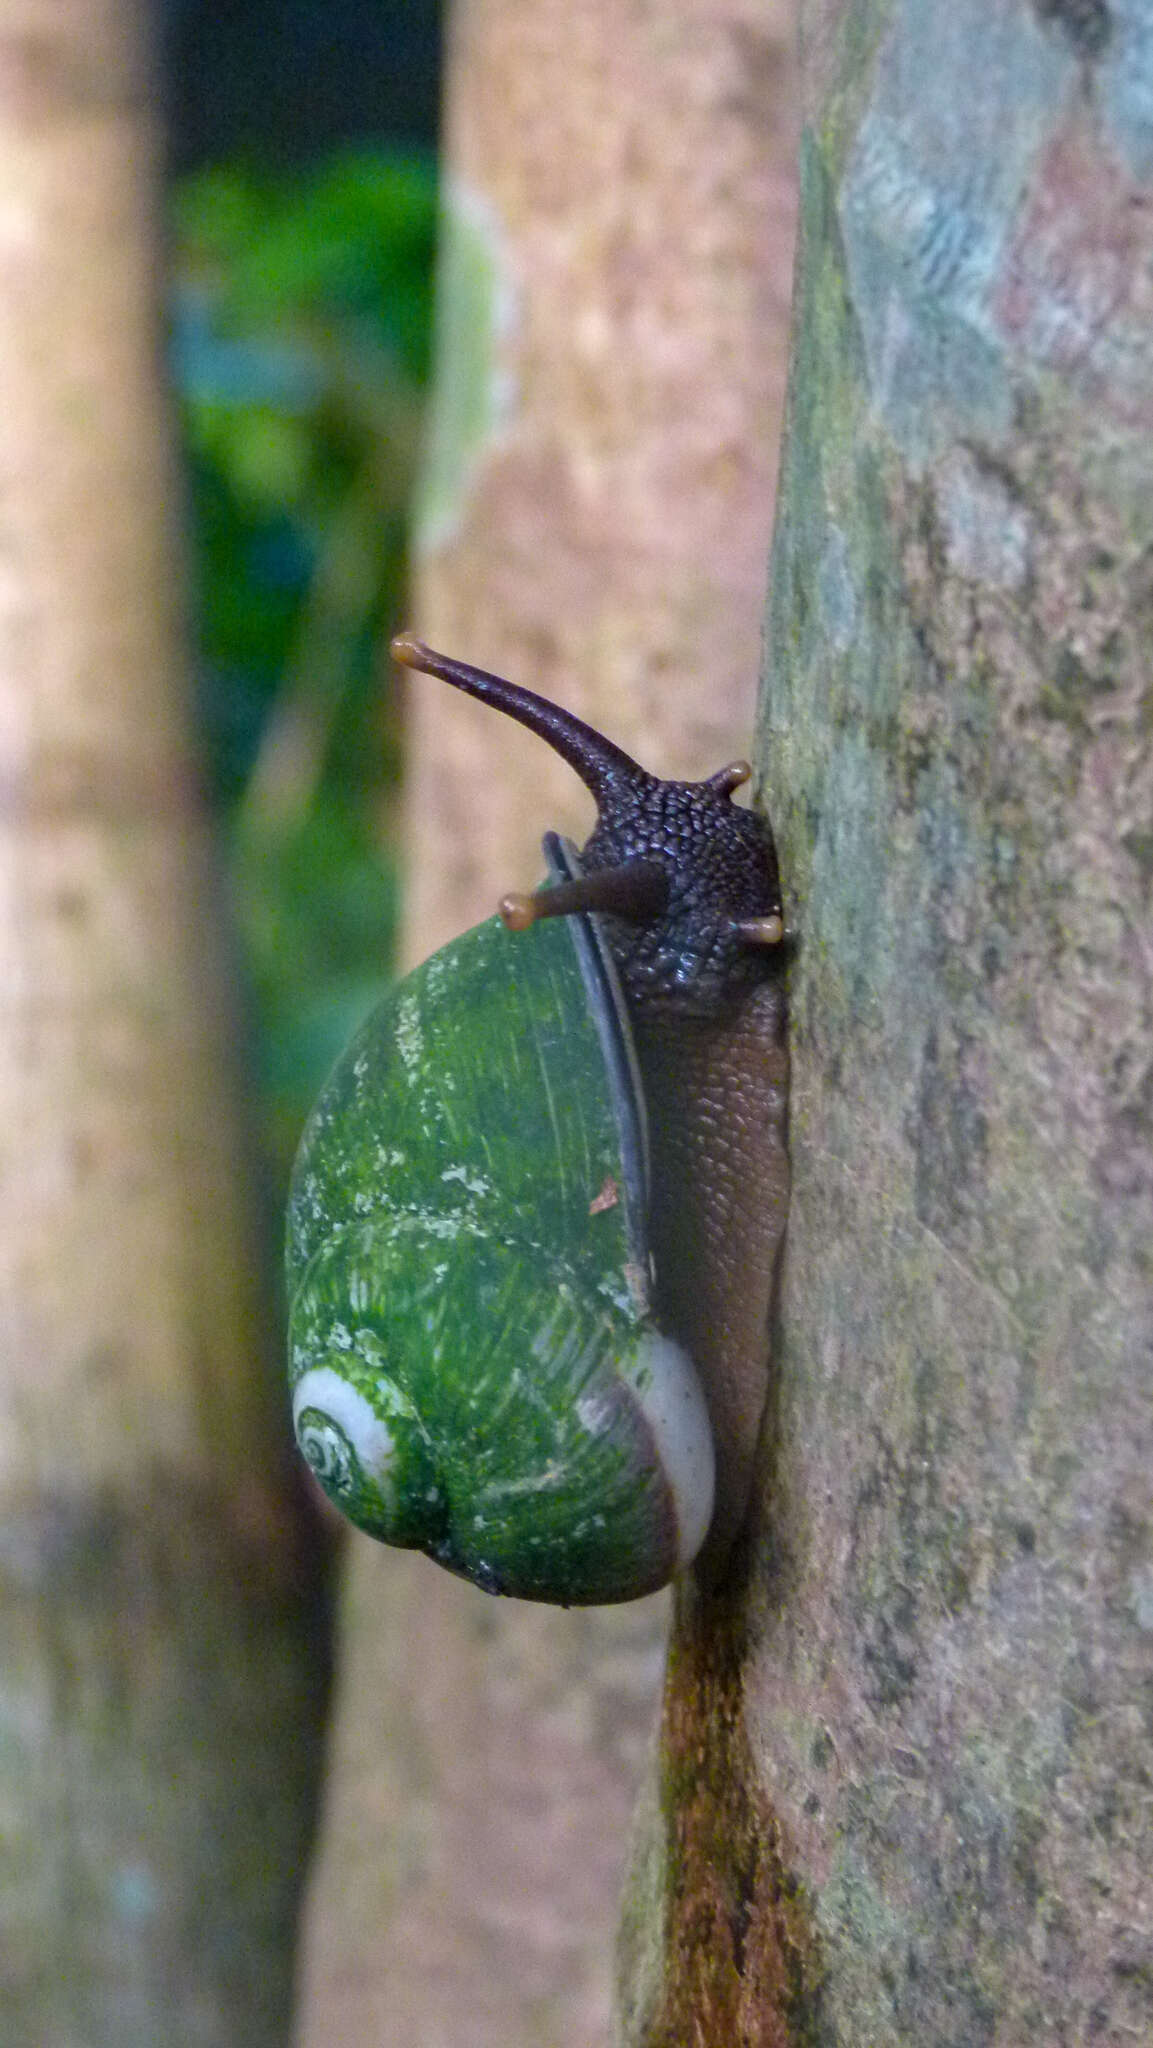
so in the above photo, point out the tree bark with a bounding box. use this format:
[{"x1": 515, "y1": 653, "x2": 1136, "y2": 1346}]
[
  {"x1": 0, "y1": 8, "x2": 331, "y2": 2043},
  {"x1": 293, "y1": 2, "x2": 798, "y2": 2043},
  {"x1": 618, "y1": 1, "x2": 1153, "y2": 2041}
]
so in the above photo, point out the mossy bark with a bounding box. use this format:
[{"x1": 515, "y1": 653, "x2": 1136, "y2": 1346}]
[
  {"x1": 618, "y1": 1, "x2": 1153, "y2": 2041},
  {"x1": 0, "y1": 8, "x2": 331, "y2": 2042}
]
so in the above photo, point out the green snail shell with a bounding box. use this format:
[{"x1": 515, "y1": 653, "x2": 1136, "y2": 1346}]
[{"x1": 286, "y1": 837, "x2": 715, "y2": 1605}]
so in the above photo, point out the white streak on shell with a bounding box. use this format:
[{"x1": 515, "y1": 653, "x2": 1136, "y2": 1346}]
[
  {"x1": 394, "y1": 991, "x2": 423, "y2": 1076},
  {"x1": 292, "y1": 1366, "x2": 396, "y2": 1482},
  {"x1": 624, "y1": 1333, "x2": 715, "y2": 1570}
]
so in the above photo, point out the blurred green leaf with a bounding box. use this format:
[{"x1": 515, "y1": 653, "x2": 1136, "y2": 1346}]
[
  {"x1": 171, "y1": 149, "x2": 437, "y2": 1182},
  {"x1": 232, "y1": 800, "x2": 399, "y2": 1167}
]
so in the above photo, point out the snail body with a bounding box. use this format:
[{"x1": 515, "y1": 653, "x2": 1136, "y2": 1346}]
[{"x1": 287, "y1": 639, "x2": 789, "y2": 1602}]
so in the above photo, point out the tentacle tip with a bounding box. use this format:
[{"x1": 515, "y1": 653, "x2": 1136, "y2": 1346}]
[
  {"x1": 733, "y1": 913, "x2": 785, "y2": 947},
  {"x1": 499, "y1": 891, "x2": 539, "y2": 933},
  {"x1": 390, "y1": 631, "x2": 430, "y2": 670},
  {"x1": 701, "y1": 759, "x2": 753, "y2": 799},
  {"x1": 709, "y1": 759, "x2": 753, "y2": 798}
]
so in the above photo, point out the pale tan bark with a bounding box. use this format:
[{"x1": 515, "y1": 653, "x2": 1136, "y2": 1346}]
[
  {"x1": 294, "y1": 2, "x2": 798, "y2": 2043},
  {"x1": 618, "y1": 1, "x2": 1153, "y2": 2041},
  {"x1": 405, "y1": 0, "x2": 798, "y2": 957},
  {"x1": 0, "y1": 9, "x2": 330, "y2": 2043}
]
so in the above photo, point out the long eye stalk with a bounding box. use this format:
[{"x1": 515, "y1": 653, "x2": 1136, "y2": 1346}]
[{"x1": 391, "y1": 634, "x2": 648, "y2": 810}]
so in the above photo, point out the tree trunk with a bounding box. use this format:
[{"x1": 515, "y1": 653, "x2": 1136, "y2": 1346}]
[
  {"x1": 0, "y1": 8, "x2": 331, "y2": 2043},
  {"x1": 293, "y1": 2, "x2": 798, "y2": 2042},
  {"x1": 617, "y1": 1, "x2": 1153, "y2": 2041}
]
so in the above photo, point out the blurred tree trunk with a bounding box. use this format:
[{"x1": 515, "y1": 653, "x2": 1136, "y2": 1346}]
[
  {"x1": 617, "y1": 1, "x2": 1153, "y2": 2041},
  {"x1": 293, "y1": 1, "x2": 797, "y2": 2043},
  {"x1": 0, "y1": 7, "x2": 331, "y2": 2044}
]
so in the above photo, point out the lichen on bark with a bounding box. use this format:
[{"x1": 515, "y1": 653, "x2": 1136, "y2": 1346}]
[{"x1": 619, "y1": 2, "x2": 1153, "y2": 2040}]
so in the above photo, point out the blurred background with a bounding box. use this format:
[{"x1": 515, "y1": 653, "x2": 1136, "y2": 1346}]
[
  {"x1": 0, "y1": 3, "x2": 795, "y2": 2043},
  {"x1": 164, "y1": 0, "x2": 442, "y2": 1183}
]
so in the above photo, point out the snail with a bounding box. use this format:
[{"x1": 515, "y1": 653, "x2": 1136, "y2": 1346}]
[{"x1": 286, "y1": 636, "x2": 789, "y2": 1604}]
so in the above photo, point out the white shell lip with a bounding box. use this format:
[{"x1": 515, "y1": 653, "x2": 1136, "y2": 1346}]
[
  {"x1": 292, "y1": 1366, "x2": 397, "y2": 1481},
  {"x1": 625, "y1": 1332, "x2": 715, "y2": 1570}
]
